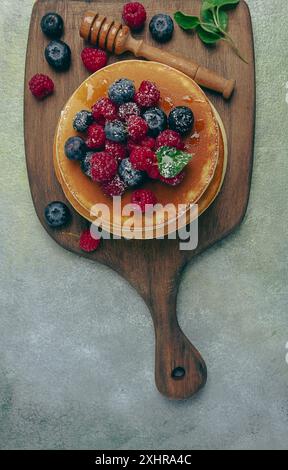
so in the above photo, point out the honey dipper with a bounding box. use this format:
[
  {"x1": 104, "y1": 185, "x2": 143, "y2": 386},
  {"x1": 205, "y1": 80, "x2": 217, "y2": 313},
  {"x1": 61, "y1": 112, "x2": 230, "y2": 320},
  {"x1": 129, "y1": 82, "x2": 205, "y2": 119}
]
[{"x1": 80, "y1": 11, "x2": 236, "y2": 99}]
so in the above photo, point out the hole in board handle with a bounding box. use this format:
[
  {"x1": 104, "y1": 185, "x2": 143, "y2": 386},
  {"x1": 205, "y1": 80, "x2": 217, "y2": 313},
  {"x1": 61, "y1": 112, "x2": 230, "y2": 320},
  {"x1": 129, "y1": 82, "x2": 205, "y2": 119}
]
[{"x1": 171, "y1": 367, "x2": 186, "y2": 380}]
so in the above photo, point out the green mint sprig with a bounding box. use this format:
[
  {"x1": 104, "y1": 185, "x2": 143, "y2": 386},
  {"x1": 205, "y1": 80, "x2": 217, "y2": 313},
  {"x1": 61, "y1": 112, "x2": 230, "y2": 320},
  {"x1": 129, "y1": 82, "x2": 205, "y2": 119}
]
[
  {"x1": 156, "y1": 146, "x2": 193, "y2": 179},
  {"x1": 174, "y1": 0, "x2": 248, "y2": 63}
]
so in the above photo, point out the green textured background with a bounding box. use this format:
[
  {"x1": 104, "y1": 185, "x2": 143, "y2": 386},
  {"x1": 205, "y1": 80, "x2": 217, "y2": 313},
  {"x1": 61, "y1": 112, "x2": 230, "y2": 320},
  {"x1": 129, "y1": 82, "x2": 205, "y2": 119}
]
[{"x1": 0, "y1": 0, "x2": 287, "y2": 450}]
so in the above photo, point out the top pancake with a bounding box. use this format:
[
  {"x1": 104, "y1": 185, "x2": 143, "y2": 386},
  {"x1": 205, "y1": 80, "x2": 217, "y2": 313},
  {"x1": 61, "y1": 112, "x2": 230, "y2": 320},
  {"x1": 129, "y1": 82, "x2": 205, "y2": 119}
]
[{"x1": 54, "y1": 61, "x2": 220, "y2": 235}]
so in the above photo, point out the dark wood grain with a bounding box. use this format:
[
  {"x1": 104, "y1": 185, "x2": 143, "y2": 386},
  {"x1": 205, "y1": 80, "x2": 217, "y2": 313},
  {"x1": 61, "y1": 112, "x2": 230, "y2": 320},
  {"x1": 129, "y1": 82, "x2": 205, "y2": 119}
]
[{"x1": 24, "y1": 0, "x2": 255, "y2": 399}]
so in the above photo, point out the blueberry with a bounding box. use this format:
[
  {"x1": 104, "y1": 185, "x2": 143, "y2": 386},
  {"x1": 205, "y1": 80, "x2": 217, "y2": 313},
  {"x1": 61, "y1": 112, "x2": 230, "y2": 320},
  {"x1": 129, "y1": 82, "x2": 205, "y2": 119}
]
[
  {"x1": 142, "y1": 107, "x2": 167, "y2": 137},
  {"x1": 108, "y1": 79, "x2": 136, "y2": 105},
  {"x1": 73, "y1": 110, "x2": 94, "y2": 133},
  {"x1": 64, "y1": 136, "x2": 86, "y2": 160},
  {"x1": 149, "y1": 14, "x2": 174, "y2": 43},
  {"x1": 81, "y1": 151, "x2": 94, "y2": 177},
  {"x1": 41, "y1": 12, "x2": 64, "y2": 39},
  {"x1": 118, "y1": 158, "x2": 145, "y2": 187},
  {"x1": 105, "y1": 120, "x2": 128, "y2": 143},
  {"x1": 44, "y1": 202, "x2": 70, "y2": 228},
  {"x1": 45, "y1": 40, "x2": 71, "y2": 71},
  {"x1": 168, "y1": 106, "x2": 194, "y2": 135}
]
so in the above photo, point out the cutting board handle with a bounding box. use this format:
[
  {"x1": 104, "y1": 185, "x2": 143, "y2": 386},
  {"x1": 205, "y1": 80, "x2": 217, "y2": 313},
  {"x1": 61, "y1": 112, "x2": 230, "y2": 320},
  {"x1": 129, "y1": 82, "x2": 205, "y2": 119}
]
[{"x1": 149, "y1": 288, "x2": 207, "y2": 400}]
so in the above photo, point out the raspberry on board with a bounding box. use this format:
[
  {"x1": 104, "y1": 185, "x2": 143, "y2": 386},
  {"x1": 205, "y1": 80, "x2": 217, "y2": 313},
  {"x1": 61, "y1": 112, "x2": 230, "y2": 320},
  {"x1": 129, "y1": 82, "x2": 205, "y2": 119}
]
[
  {"x1": 122, "y1": 2, "x2": 147, "y2": 31},
  {"x1": 79, "y1": 228, "x2": 101, "y2": 252},
  {"x1": 29, "y1": 74, "x2": 54, "y2": 100},
  {"x1": 81, "y1": 47, "x2": 108, "y2": 73}
]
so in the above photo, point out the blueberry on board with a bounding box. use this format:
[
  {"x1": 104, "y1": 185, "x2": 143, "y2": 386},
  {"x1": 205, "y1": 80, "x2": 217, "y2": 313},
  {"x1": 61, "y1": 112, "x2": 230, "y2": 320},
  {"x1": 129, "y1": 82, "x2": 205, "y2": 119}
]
[
  {"x1": 168, "y1": 106, "x2": 194, "y2": 135},
  {"x1": 64, "y1": 136, "x2": 86, "y2": 160},
  {"x1": 149, "y1": 14, "x2": 174, "y2": 43},
  {"x1": 142, "y1": 107, "x2": 167, "y2": 137},
  {"x1": 108, "y1": 79, "x2": 136, "y2": 105},
  {"x1": 45, "y1": 40, "x2": 71, "y2": 71},
  {"x1": 41, "y1": 12, "x2": 64, "y2": 39},
  {"x1": 73, "y1": 110, "x2": 94, "y2": 133},
  {"x1": 44, "y1": 202, "x2": 71, "y2": 228},
  {"x1": 118, "y1": 158, "x2": 145, "y2": 187},
  {"x1": 105, "y1": 120, "x2": 128, "y2": 143}
]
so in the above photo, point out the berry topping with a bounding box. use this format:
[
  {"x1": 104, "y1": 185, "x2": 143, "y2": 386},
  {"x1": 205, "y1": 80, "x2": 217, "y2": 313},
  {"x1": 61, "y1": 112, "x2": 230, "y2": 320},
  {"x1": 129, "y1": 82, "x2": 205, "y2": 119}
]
[
  {"x1": 45, "y1": 40, "x2": 71, "y2": 71},
  {"x1": 105, "y1": 140, "x2": 127, "y2": 161},
  {"x1": 86, "y1": 124, "x2": 106, "y2": 149},
  {"x1": 159, "y1": 171, "x2": 186, "y2": 186},
  {"x1": 90, "y1": 152, "x2": 118, "y2": 182},
  {"x1": 41, "y1": 13, "x2": 64, "y2": 38},
  {"x1": 127, "y1": 115, "x2": 148, "y2": 142},
  {"x1": 156, "y1": 129, "x2": 185, "y2": 150},
  {"x1": 65, "y1": 136, "x2": 86, "y2": 160},
  {"x1": 108, "y1": 78, "x2": 136, "y2": 105},
  {"x1": 81, "y1": 151, "x2": 95, "y2": 177},
  {"x1": 105, "y1": 120, "x2": 128, "y2": 143},
  {"x1": 118, "y1": 102, "x2": 141, "y2": 122},
  {"x1": 130, "y1": 147, "x2": 156, "y2": 172},
  {"x1": 29, "y1": 74, "x2": 54, "y2": 100},
  {"x1": 101, "y1": 174, "x2": 127, "y2": 197},
  {"x1": 73, "y1": 110, "x2": 94, "y2": 133},
  {"x1": 44, "y1": 201, "x2": 70, "y2": 228},
  {"x1": 142, "y1": 107, "x2": 167, "y2": 137},
  {"x1": 131, "y1": 189, "x2": 158, "y2": 213},
  {"x1": 139, "y1": 136, "x2": 156, "y2": 149},
  {"x1": 79, "y1": 228, "x2": 101, "y2": 252},
  {"x1": 149, "y1": 14, "x2": 174, "y2": 43},
  {"x1": 168, "y1": 106, "x2": 194, "y2": 135},
  {"x1": 92, "y1": 97, "x2": 118, "y2": 125},
  {"x1": 122, "y1": 2, "x2": 147, "y2": 31},
  {"x1": 81, "y1": 47, "x2": 108, "y2": 73},
  {"x1": 134, "y1": 80, "x2": 160, "y2": 108},
  {"x1": 118, "y1": 158, "x2": 145, "y2": 187}
]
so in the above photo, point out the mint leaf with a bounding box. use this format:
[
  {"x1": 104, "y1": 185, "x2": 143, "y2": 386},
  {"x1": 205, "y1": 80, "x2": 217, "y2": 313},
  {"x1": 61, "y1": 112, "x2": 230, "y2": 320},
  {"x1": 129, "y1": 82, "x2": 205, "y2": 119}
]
[
  {"x1": 174, "y1": 12, "x2": 200, "y2": 30},
  {"x1": 156, "y1": 146, "x2": 193, "y2": 178},
  {"x1": 211, "y1": 0, "x2": 239, "y2": 7},
  {"x1": 201, "y1": 6, "x2": 228, "y2": 32},
  {"x1": 197, "y1": 25, "x2": 221, "y2": 44}
]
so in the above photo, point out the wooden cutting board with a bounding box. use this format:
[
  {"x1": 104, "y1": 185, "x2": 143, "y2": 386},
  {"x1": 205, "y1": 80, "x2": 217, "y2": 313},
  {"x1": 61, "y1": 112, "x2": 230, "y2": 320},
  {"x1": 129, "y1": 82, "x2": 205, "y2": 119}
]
[{"x1": 24, "y1": 0, "x2": 255, "y2": 399}]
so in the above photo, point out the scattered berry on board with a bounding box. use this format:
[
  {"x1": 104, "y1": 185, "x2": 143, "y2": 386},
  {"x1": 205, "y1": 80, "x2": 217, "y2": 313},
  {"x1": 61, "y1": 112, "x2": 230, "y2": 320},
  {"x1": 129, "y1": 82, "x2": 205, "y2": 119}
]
[
  {"x1": 108, "y1": 79, "x2": 136, "y2": 105},
  {"x1": 90, "y1": 152, "x2": 118, "y2": 182},
  {"x1": 29, "y1": 74, "x2": 54, "y2": 100},
  {"x1": 79, "y1": 228, "x2": 101, "y2": 252},
  {"x1": 105, "y1": 120, "x2": 128, "y2": 143},
  {"x1": 81, "y1": 47, "x2": 108, "y2": 73},
  {"x1": 73, "y1": 110, "x2": 94, "y2": 133},
  {"x1": 41, "y1": 13, "x2": 64, "y2": 38},
  {"x1": 131, "y1": 190, "x2": 158, "y2": 213},
  {"x1": 149, "y1": 14, "x2": 174, "y2": 43},
  {"x1": 65, "y1": 136, "x2": 86, "y2": 160},
  {"x1": 86, "y1": 124, "x2": 106, "y2": 149},
  {"x1": 44, "y1": 202, "x2": 70, "y2": 228},
  {"x1": 45, "y1": 40, "x2": 71, "y2": 71},
  {"x1": 168, "y1": 106, "x2": 194, "y2": 135},
  {"x1": 122, "y1": 2, "x2": 147, "y2": 31},
  {"x1": 118, "y1": 158, "x2": 146, "y2": 187},
  {"x1": 134, "y1": 81, "x2": 160, "y2": 108},
  {"x1": 142, "y1": 107, "x2": 168, "y2": 137}
]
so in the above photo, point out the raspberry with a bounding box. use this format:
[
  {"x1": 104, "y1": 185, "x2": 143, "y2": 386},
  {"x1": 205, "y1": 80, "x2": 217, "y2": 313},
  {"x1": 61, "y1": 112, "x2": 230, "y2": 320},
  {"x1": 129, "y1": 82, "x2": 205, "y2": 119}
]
[
  {"x1": 101, "y1": 175, "x2": 127, "y2": 197},
  {"x1": 81, "y1": 47, "x2": 108, "y2": 73},
  {"x1": 160, "y1": 171, "x2": 186, "y2": 186},
  {"x1": 90, "y1": 152, "x2": 118, "y2": 182},
  {"x1": 131, "y1": 189, "x2": 157, "y2": 213},
  {"x1": 118, "y1": 102, "x2": 141, "y2": 122},
  {"x1": 134, "y1": 81, "x2": 160, "y2": 108},
  {"x1": 127, "y1": 139, "x2": 140, "y2": 154},
  {"x1": 92, "y1": 98, "x2": 118, "y2": 125},
  {"x1": 140, "y1": 136, "x2": 156, "y2": 150},
  {"x1": 122, "y1": 2, "x2": 147, "y2": 31},
  {"x1": 127, "y1": 115, "x2": 148, "y2": 142},
  {"x1": 155, "y1": 129, "x2": 185, "y2": 150},
  {"x1": 105, "y1": 140, "x2": 127, "y2": 161},
  {"x1": 146, "y1": 162, "x2": 161, "y2": 180},
  {"x1": 86, "y1": 124, "x2": 106, "y2": 149},
  {"x1": 29, "y1": 74, "x2": 54, "y2": 100},
  {"x1": 130, "y1": 147, "x2": 156, "y2": 172},
  {"x1": 79, "y1": 228, "x2": 101, "y2": 252}
]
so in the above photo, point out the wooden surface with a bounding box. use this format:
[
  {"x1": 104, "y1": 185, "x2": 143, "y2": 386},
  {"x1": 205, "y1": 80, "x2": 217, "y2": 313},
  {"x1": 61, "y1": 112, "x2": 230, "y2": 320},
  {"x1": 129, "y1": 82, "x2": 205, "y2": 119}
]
[{"x1": 24, "y1": 0, "x2": 255, "y2": 399}]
